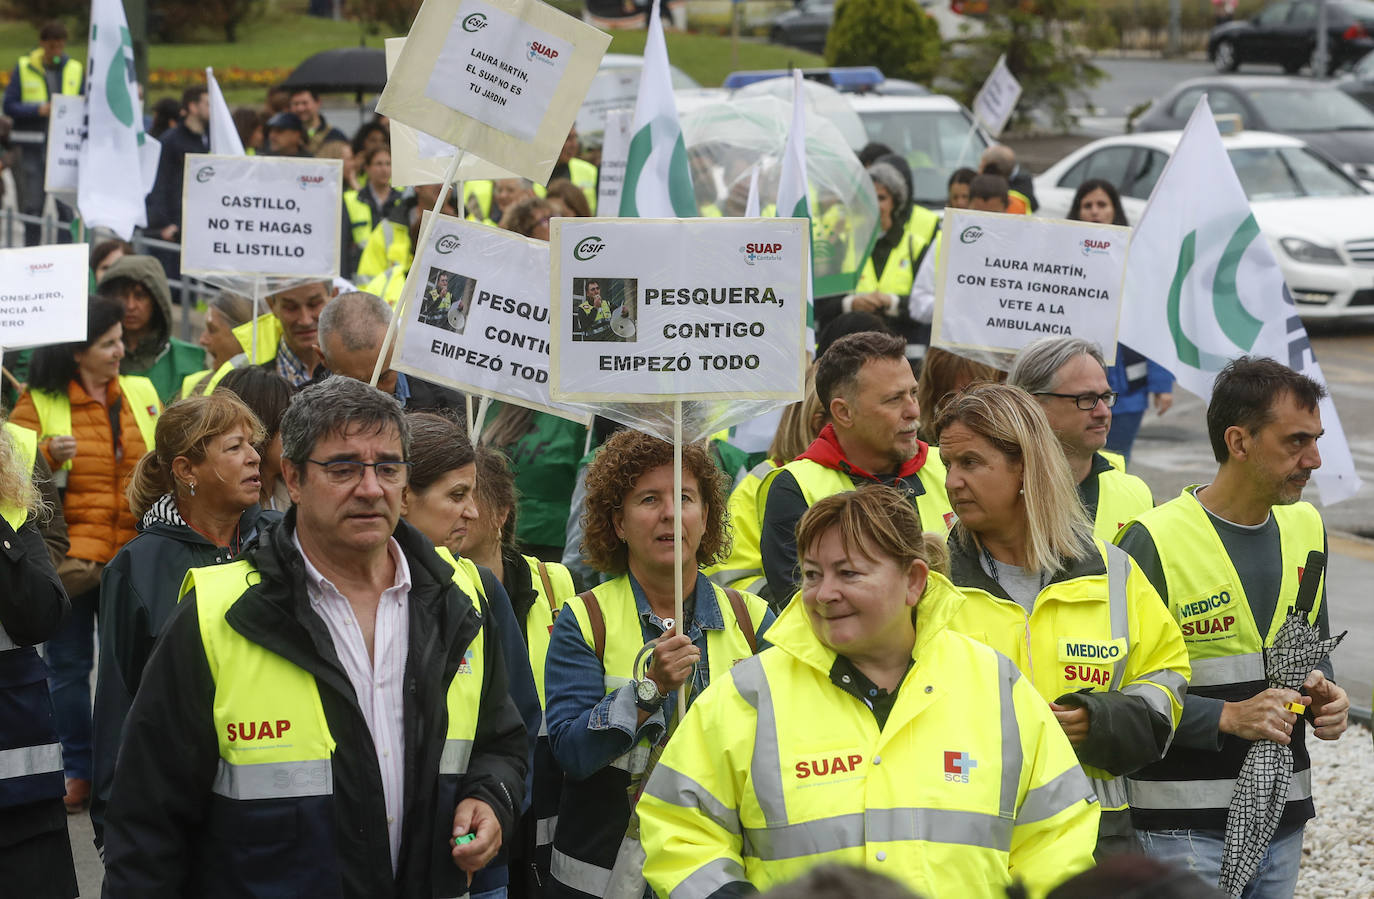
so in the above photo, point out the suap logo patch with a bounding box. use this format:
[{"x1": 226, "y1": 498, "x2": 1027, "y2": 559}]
[
  {"x1": 526, "y1": 41, "x2": 558, "y2": 65},
  {"x1": 227, "y1": 718, "x2": 292, "y2": 742},
  {"x1": 298, "y1": 174, "x2": 327, "y2": 191},
  {"x1": 1080, "y1": 238, "x2": 1111, "y2": 257},
  {"x1": 794, "y1": 752, "x2": 864, "y2": 780},
  {"x1": 740, "y1": 242, "x2": 784, "y2": 265},
  {"x1": 943, "y1": 751, "x2": 977, "y2": 783}
]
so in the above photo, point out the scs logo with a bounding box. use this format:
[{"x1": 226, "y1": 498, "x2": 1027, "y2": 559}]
[
  {"x1": 943, "y1": 751, "x2": 977, "y2": 783},
  {"x1": 462, "y1": 12, "x2": 488, "y2": 32},
  {"x1": 527, "y1": 41, "x2": 559, "y2": 64},
  {"x1": 436, "y1": 234, "x2": 461, "y2": 254},
  {"x1": 226, "y1": 719, "x2": 291, "y2": 742},
  {"x1": 574, "y1": 236, "x2": 605, "y2": 260}
]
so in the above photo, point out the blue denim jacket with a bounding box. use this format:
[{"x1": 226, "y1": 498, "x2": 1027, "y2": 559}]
[{"x1": 544, "y1": 571, "x2": 774, "y2": 781}]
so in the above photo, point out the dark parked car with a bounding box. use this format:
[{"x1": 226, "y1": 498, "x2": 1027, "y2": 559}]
[
  {"x1": 1208, "y1": 0, "x2": 1374, "y2": 75},
  {"x1": 768, "y1": 0, "x2": 835, "y2": 54},
  {"x1": 1135, "y1": 75, "x2": 1374, "y2": 180}
]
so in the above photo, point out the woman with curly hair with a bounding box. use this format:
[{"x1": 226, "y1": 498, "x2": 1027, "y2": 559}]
[{"x1": 543, "y1": 428, "x2": 775, "y2": 899}]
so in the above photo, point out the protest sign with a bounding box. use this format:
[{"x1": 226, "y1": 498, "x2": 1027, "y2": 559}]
[
  {"x1": 972, "y1": 54, "x2": 1022, "y2": 138},
  {"x1": 391, "y1": 213, "x2": 590, "y2": 423},
  {"x1": 377, "y1": 0, "x2": 609, "y2": 185},
  {"x1": 179, "y1": 154, "x2": 342, "y2": 278},
  {"x1": 932, "y1": 209, "x2": 1129, "y2": 363},
  {"x1": 575, "y1": 66, "x2": 639, "y2": 137},
  {"x1": 596, "y1": 108, "x2": 632, "y2": 219},
  {"x1": 549, "y1": 218, "x2": 808, "y2": 402},
  {"x1": 44, "y1": 95, "x2": 82, "y2": 197},
  {"x1": 383, "y1": 37, "x2": 521, "y2": 188},
  {"x1": 0, "y1": 244, "x2": 89, "y2": 350}
]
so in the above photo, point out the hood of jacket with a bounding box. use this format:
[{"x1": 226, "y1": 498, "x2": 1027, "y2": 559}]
[
  {"x1": 764, "y1": 568, "x2": 968, "y2": 676},
  {"x1": 99, "y1": 255, "x2": 174, "y2": 361},
  {"x1": 136, "y1": 493, "x2": 271, "y2": 548},
  {"x1": 796, "y1": 423, "x2": 931, "y2": 480}
]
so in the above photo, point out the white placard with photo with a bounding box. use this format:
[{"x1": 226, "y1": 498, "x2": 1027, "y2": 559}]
[
  {"x1": 933, "y1": 208, "x2": 1129, "y2": 362},
  {"x1": 0, "y1": 244, "x2": 89, "y2": 349},
  {"x1": 392, "y1": 213, "x2": 590, "y2": 422},
  {"x1": 549, "y1": 218, "x2": 808, "y2": 401},
  {"x1": 376, "y1": 0, "x2": 610, "y2": 185},
  {"x1": 179, "y1": 154, "x2": 342, "y2": 278}
]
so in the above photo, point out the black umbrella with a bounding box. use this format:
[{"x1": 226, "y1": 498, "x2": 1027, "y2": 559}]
[
  {"x1": 1219, "y1": 551, "x2": 1344, "y2": 896},
  {"x1": 282, "y1": 47, "x2": 387, "y2": 96}
]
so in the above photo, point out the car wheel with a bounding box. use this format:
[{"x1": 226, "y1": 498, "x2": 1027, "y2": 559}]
[{"x1": 1214, "y1": 39, "x2": 1239, "y2": 73}]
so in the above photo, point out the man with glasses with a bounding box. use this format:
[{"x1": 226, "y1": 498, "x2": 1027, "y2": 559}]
[
  {"x1": 1009, "y1": 336, "x2": 1154, "y2": 541},
  {"x1": 102, "y1": 377, "x2": 528, "y2": 897}
]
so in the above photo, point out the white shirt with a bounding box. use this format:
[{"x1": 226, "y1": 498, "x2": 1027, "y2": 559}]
[{"x1": 294, "y1": 530, "x2": 412, "y2": 873}]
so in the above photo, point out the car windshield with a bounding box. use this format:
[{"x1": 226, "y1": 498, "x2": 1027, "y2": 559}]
[
  {"x1": 856, "y1": 109, "x2": 990, "y2": 206},
  {"x1": 1246, "y1": 87, "x2": 1374, "y2": 130},
  {"x1": 1228, "y1": 146, "x2": 1366, "y2": 200}
]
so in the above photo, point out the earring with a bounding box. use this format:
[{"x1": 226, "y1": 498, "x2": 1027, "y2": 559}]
[
  {"x1": 1018, "y1": 487, "x2": 1024, "y2": 496},
  {"x1": 188, "y1": 482, "x2": 197, "y2": 497}
]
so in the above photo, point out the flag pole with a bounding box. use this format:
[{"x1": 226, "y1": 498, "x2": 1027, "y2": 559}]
[
  {"x1": 672, "y1": 399, "x2": 686, "y2": 721},
  {"x1": 250, "y1": 278, "x2": 261, "y2": 363},
  {"x1": 469, "y1": 395, "x2": 492, "y2": 443},
  {"x1": 371, "y1": 149, "x2": 466, "y2": 387}
]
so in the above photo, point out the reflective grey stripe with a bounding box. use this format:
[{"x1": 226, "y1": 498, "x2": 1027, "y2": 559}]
[
  {"x1": 730, "y1": 656, "x2": 787, "y2": 826},
  {"x1": 610, "y1": 743, "x2": 653, "y2": 775},
  {"x1": 535, "y1": 815, "x2": 558, "y2": 847},
  {"x1": 440, "y1": 739, "x2": 473, "y2": 776},
  {"x1": 643, "y1": 764, "x2": 742, "y2": 835},
  {"x1": 1189, "y1": 653, "x2": 1265, "y2": 688},
  {"x1": 708, "y1": 568, "x2": 761, "y2": 588},
  {"x1": 669, "y1": 856, "x2": 748, "y2": 899},
  {"x1": 1125, "y1": 361, "x2": 1149, "y2": 381},
  {"x1": 996, "y1": 653, "x2": 1022, "y2": 819},
  {"x1": 604, "y1": 675, "x2": 631, "y2": 691},
  {"x1": 381, "y1": 219, "x2": 396, "y2": 250},
  {"x1": 742, "y1": 807, "x2": 1014, "y2": 860},
  {"x1": 1092, "y1": 775, "x2": 1129, "y2": 812},
  {"x1": 1103, "y1": 543, "x2": 1132, "y2": 693},
  {"x1": 551, "y1": 846, "x2": 613, "y2": 895},
  {"x1": 1128, "y1": 767, "x2": 1312, "y2": 811},
  {"x1": 1123, "y1": 669, "x2": 1187, "y2": 722},
  {"x1": 211, "y1": 758, "x2": 333, "y2": 800},
  {"x1": 0, "y1": 742, "x2": 62, "y2": 779},
  {"x1": 1018, "y1": 765, "x2": 1095, "y2": 824},
  {"x1": 747, "y1": 460, "x2": 774, "y2": 480},
  {"x1": 538, "y1": 712, "x2": 548, "y2": 738}
]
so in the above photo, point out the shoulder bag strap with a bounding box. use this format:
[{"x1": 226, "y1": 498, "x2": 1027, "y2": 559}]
[
  {"x1": 576, "y1": 589, "x2": 606, "y2": 663},
  {"x1": 725, "y1": 588, "x2": 758, "y2": 654}
]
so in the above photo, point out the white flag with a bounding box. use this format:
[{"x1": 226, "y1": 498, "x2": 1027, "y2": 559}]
[
  {"x1": 744, "y1": 165, "x2": 760, "y2": 218},
  {"x1": 971, "y1": 54, "x2": 1022, "y2": 139},
  {"x1": 775, "y1": 69, "x2": 809, "y2": 221},
  {"x1": 1121, "y1": 97, "x2": 1362, "y2": 504},
  {"x1": 618, "y1": 1, "x2": 696, "y2": 217},
  {"x1": 206, "y1": 67, "x2": 245, "y2": 156},
  {"x1": 78, "y1": 0, "x2": 159, "y2": 239}
]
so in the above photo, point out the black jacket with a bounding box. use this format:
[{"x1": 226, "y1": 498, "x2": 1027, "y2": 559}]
[
  {"x1": 101, "y1": 511, "x2": 528, "y2": 898},
  {"x1": 145, "y1": 122, "x2": 210, "y2": 231},
  {"x1": 90, "y1": 500, "x2": 278, "y2": 847}
]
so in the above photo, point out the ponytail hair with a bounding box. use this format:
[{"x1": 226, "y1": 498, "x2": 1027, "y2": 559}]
[{"x1": 127, "y1": 393, "x2": 265, "y2": 519}]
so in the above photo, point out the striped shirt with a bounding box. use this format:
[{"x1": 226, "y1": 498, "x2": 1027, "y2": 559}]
[{"x1": 294, "y1": 531, "x2": 412, "y2": 873}]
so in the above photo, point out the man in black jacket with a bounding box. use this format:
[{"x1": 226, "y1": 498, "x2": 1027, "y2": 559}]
[
  {"x1": 145, "y1": 86, "x2": 209, "y2": 245},
  {"x1": 102, "y1": 377, "x2": 526, "y2": 898}
]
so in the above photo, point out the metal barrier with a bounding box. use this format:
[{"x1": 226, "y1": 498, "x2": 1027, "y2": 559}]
[{"x1": 0, "y1": 202, "x2": 216, "y2": 342}]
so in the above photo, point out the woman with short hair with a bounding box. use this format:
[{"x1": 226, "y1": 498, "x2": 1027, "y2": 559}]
[
  {"x1": 544, "y1": 428, "x2": 773, "y2": 899},
  {"x1": 91, "y1": 392, "x2": 278, "y2": 848},
  {"x1": 637, "y1": 485, "x2": 1100, "y2": 898},
  {"x1": 934, "y1": 383, "x2": 1190, "y2": 856}
]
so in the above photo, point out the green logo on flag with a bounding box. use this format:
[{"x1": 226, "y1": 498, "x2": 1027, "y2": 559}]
[
  {"x1": 1166, "y1": 214, "x2": 1268, "y2": 370},
  {"x1": 105, "y1": 26, "x2": 136, "y2": 128}
]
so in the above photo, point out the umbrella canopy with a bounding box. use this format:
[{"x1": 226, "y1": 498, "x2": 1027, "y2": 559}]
[
  {"x1": 282, "y1": 47, "x2": 387, "y2": 95},
  {"x1": 731, "y1": 77, "x2": 868, "y2": 151},
  {"x1": 1220, "y1": 552, "x2": 1344, "y2": 896},
  {"x1": 681, "y1": 96, "x2": 879, "y2": 297}
]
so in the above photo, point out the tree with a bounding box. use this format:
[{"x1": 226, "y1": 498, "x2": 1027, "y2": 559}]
[
  {"x1": 825, "y1": 0, "x2": 942, "y2": 85},
  {"x1": 943, "y1": 0, "x2": 1107, "y2": 133},
  {"x1": 156, "y1": 0, "x2": 266, "y2": 42},
  {"x1": 0, "y1": 0, "x2": 85, "y2": 31},
  {"x1": 348, "y1": 0, "x2": 421, "y2": 35}
]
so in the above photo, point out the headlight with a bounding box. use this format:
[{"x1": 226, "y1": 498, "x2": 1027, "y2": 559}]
[{"x1": 1279, "y1": 237, "x2": 1343, "y2": 265}]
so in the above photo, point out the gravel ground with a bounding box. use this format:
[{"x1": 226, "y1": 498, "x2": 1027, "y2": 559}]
[{"x1": 1298, "y1": 723, "x2": 1374, "y2": 898}]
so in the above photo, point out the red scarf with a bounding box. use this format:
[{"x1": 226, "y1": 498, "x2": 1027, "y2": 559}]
[{"x1": 795, "y1": 424, "x2": 931, "y2": 481}]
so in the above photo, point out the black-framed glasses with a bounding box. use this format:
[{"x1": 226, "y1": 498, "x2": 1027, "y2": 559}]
[
  {"x1": 1034, "y1": 391, "x2": 1118, "y2": 411},
  {"x1": 307, "y1": 459, "x2": 411, "y2": 487}
]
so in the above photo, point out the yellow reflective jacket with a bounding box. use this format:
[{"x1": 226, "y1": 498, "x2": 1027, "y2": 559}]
[
  {"x1": 638, "y1": 573, "x2": 1099, "y2": 899},
  {"x1": 357, "y1": 218, "x2": 413, "y2": 281},
  {"x1": 523, "y1": 555, "x2": 576, "y2": 711},
  {"x1": 1, "y1": 423, "x2": 37, "y2": 530},
  {"x1": 704, "y1": 459, "x2": 776, "y2": 595},
  {"x1": 1091, "y1": 461, "x2": 1153, "y2": 542},
  {"x1": 946, "y1": 537, "x2": 1190, "y2": 816},
  {"x1": 16, "y1": 50, "x2": 82, "y2": 105}
]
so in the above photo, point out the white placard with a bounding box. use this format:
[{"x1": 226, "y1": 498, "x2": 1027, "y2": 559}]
[
  {"x1": 179, "y1": 154, "x2": 343, "y2": 278},
  {"x1": 377, "y1": 0, "x2": 610, "y2": 185},
  {"x1": 575, "y1": 67, "x2": 639, "y2": 137},
  {"x1": 595, "y1": 108, "x2": 632, "y2": 219},
  {"x1": 392, "y1": 213, "x2": 590, "y2": 422},
  {"x1": 0, "y1": 244, "x2": 89, "y2": 349},
  {"x1": 44, "y1": 95, "x2": 82, "y2": 196},
  {"x1": 550, "y1": 218, "x2": 808, "y2": 401},
  {"x1": 972, "y1": 54, "x2": 1022, "y2": 138},
  {"x1": 932, "y1": 209, "x2": 1129, "y2": 363},
  {"x1": 383, "y1": 37, "x2": 520, "y2": 188}
]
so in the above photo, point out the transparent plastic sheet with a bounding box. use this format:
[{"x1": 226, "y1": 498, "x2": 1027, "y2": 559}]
[
  {"x1": 548, "y1": 217, "x2": 808, "y2": 445},
  {"x1": 680, "y1": 96, "x2": 880, "y2": 297}
]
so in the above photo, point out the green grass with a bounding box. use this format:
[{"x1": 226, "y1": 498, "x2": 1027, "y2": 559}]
[{"x1": 0, "y1": 12, "x2": 824, "y2": 106}]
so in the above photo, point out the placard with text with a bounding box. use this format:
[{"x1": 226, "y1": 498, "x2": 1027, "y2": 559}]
[
  {"x1": 549, "y1": 218, "x2": 808, "y2": 402},
  {"x1": 392, "y1": 213, "x2": 590, "y2": 423},
  {"x1": 44, "y1": 94, "x2": 82, "y2": 197},
  {"x1": 376, "y1": 0, "x2": 609, "y2": 185},
  {"x1": 0, "y1": 244, "x2": 89, "y2": 349},
  {"x1": 933, "y1": 209, "x2": 1129, "y2": 363},
  {"x1": 179, "y1": 154, "x2": 342, "y2": 278}
]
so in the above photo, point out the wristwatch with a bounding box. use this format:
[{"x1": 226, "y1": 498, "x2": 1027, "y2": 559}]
[{"x1": 635, "y1": 675, "x2": 667, "y2": 712}]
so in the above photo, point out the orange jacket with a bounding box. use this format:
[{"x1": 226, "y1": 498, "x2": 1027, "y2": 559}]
[{"x1": 10, "y1": 379, "x2": 151, "y2": 563}]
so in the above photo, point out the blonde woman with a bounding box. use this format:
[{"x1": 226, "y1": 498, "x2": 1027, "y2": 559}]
[{"x1": 934, "y1": 383, "x2": 1190, "y2": 857}]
